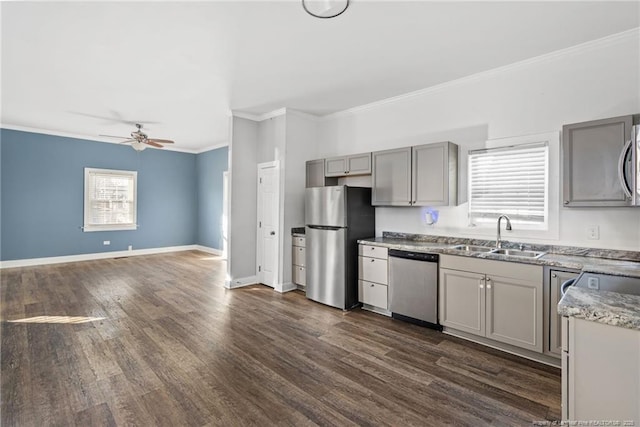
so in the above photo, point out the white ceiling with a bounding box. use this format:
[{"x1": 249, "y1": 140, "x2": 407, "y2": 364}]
[{"x1": 2, "y1": 1, "x2": 639, "y2": 152}]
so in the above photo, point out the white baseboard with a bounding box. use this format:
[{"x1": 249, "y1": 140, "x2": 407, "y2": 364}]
[
  {"x1": 193, "y1": 245, "x2": 224, "y2": 256},
  {"x1": 0, "y1": 245, "x2": 202, "y2": 269},
  {"x1": 275, "y1": 282, "x2": 297, "y2": 293},
  {"x1": 225, "y1": 275, "x2": 258, "y2": 289}
]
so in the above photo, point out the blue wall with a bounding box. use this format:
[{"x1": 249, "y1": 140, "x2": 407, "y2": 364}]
[
  {"x1": 0, "y1": 129, "x2": 203, "y2": 261},
  {"x1": 196, "y1": 146, "x2": 228, "y2": 250}
]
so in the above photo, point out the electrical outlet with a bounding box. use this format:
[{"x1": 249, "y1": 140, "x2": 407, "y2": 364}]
[
  {"x1": 103, "y1": 240, "x2": 110, "y2": 246},
  {"x1": 587, "y1": 225, "x2": 599, "y2": 240},
  {"x1": 587, "y1": 277, "x2": 599, "y2": 290}
]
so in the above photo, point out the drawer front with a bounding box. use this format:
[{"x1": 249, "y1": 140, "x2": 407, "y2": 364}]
[
  {"x1": 358, "y1": 244, "x2": 388, "y2": 260},
  {"x1": 293, "y1": 246, "x2": 305, "y2": 267},
  {"x1": 293, "y1": 266, "x2": 306, "y2": 286},
  {"x1": 359, "y1": 280, "x2": 388, "y2": 309},
  {"x1": 293, "y1": 236, "x2": 306, "y2": 247},
  {"x1": 359, "y1": 256, "x2": 388, "y2": 285}
]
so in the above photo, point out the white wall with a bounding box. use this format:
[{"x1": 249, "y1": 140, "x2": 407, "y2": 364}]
[
  {"x1": 228, "y1": 117, "x2": 259, "y2": 284},
  {"x1": 229, "y1": 111, "x2": 316, "y2": 290},
  {"x1": 283, "y1": 111, "x2": 318, "y2": 285},
  {"x1": 316, "y1": 30, "x2": 640, "y2": 251}
]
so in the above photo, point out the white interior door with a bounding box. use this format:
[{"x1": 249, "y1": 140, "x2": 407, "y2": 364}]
[{"x1": 256, "y1": 162, "x2": 280, "y2": 287}]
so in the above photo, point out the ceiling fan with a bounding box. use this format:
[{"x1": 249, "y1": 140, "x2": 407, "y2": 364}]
[{"x1": 100, "y1": 123, "x2": 174, "y2": 151}]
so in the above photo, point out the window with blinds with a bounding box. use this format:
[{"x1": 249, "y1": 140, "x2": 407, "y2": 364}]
[
  {"x1": 83, "y1": 168, "x2": 137, "y2": 232},
  {"x1": 468, "y1": 142, "x2": 548, "y2": 226}
]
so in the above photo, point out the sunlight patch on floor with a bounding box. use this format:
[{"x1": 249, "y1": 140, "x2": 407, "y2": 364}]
[{"x1": 7, "y1": 315, "x2": 106, "y2": 324}]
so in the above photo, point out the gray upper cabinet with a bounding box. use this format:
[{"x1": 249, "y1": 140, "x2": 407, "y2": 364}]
[
  {"x1": 563, "y1": 115, "x2": 633, "y2": 207},
  {"x1": 372, "y1": 147, "x2": 413, "y2": 206},
  {"x1": 372, "y1": 142, "x2": 458, "y2": 206},
  {"x1": 413, "y1": 142, "x2": 458, "y2": 206},
  {"x1": 306, "y1": 159, "x2": 338, "y2": 188},
  {"x1": 325, "y1": 152, "x2": 372, "y2": 177}
]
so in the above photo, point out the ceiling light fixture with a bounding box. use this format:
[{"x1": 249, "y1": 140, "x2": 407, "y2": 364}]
[
  {"x1": 302, "y1": 0, "x2": 349, "y2": 19},
  {"x1": 131, "y1": 141, "x2": 147, "y2": 152}
]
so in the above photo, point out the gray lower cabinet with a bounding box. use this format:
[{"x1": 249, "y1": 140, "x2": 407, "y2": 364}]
[
  {"x1": 485, "y1": 275, "x2": 543, "y2": 352},
  {"x1": 548, "y1": 269, "x2": 579, "y2": 356},
  {"x1": 372, "y1": 142, "x2": 457, "y2": 206},
  {"x1": 562, "y1": 115, "x2": 633, "y2": 207},
  {"x1": 292, "y1": 236, "x2": 306, "y2": 286},
  {"x1": 306, "y1": 159, "x2": 338, "y2": 188},
  {"x1": 566, "y1": 317, "x2": 640, "y2": 423},
  {"x1": 439, "y1": 255, "x2": 544, "y2": 353},
  {"x1": 439, "y1": 268, "x2": 485, "y2": 335},
  {"x1": 325, "y1": 152, "x2": 372, "y2": 177},
  {"x1": 358, "y1": 244, "x2": 389, "y2": 311}
]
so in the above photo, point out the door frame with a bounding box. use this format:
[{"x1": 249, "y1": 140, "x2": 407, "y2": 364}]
[{"x1": 256, "y1": 161, "x2": 281, "y2": 288}]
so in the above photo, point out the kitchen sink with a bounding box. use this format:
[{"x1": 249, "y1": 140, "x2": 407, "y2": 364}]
[
  {"x1": 490, "y1": 248, "x2": 546, "y2": 259},
  {"x1": 449, "y1": 245, "x2": 494, "y2": 253}
]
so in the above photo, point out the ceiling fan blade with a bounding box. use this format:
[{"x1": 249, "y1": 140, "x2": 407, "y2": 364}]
[
  {"x1": 145, "y1": 140, "x2": 164, "y2": 148},
  {"x1": 99, "y1": 134, "x2": 130, "y2": 139},
  {"x1": 147, "y1": 138, "x2": 174, "y2": 144},
  {"x1": 118, "y1": 139, "x2": 136, "y2": 144}
]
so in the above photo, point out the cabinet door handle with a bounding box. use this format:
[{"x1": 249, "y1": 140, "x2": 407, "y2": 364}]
[
  {"x1": 370, "y1": 284, "x2": 375, "y2": 287},
  {"x1": 408, "y1": 201, "x2": 412, "y2": 205},
  {"x1": 563, "y1": 200, "x2": 569, "y2": 205},
  {"x1": 370, "y1": 259, "x2": 375, "y2": 262},
  {"x1": 479, "y1": 279, "x2": 484, "y2": 289},
  {"x1": 552, "y1": 273, "x2": 557, "y2": 278}
]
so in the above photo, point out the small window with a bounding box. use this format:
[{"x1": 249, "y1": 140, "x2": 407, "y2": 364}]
[
  {"x1": 84, "y1": 168, "x2": 137, "y2": 232},
  {"x1": 468, "y1": 142, "x2": 549, "y2": 227}
]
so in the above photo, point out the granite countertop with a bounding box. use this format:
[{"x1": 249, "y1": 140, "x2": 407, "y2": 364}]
[
  {"x1": 358, "y1": 236, "x2": 640, "y2": 278},
  {"x1": 360, "y1": 232, "x2": 640, "y2": 330},
  {"x1": 558, "y1": 287, "x2": 640, "y2": 331}
]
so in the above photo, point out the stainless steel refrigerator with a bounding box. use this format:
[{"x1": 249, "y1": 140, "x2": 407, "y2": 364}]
[{"x1": 305, "y1": 186, "x2": 375, "y2": 309}]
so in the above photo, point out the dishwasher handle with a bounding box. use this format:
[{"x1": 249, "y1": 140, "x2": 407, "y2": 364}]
[{"x1": 388, "y1": 249, "x2": 438, "y2": 263}]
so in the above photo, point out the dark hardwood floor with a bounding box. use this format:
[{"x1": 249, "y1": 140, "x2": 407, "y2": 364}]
[{"x1": 1, "y1": 251, "x2": 561, "y2": 426}]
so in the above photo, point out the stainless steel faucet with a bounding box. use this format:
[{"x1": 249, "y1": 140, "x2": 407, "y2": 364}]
[{"x1": 496, "y1": 215, "x2": 512, "y2": 248}]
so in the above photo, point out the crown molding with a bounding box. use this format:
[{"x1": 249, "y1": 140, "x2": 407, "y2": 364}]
[
  {"x1": 195, "y1": 142, "x2": 229, "y2": 154},
  {"x1": 324, "y1": 27, "x2": 640, "y2": 120},
  {"x1": 0, "y1": 123, "x2": 226, "y2": 154},
  {"x1": 232, "y1": 107, "x2": 287, "y2": 122},
  {"x1": 232, "y1": 107, "x2": 322, "y2": 123}
]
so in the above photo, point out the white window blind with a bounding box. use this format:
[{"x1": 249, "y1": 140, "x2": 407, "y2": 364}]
[
  {"x1": 84, "y1": 168, "x2": 137, "y2": 232},
  {"x1": 468, "y1": 142, "x2": 548, "y2": 225}
]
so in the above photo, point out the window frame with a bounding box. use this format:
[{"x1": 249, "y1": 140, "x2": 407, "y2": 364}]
[
  {"x1": 468, "y1": 140, "x2": 550, "y2": 231},
  {"x1": 83, "y1": 167, "x2": 138, "y2": 232}
]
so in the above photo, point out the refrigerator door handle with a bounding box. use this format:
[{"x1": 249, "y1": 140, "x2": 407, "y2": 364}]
[
  {"x1": 617, "y1": 139, "x2": 633, "y2": 200},
  {"x1": 307, "y1": 225, "x2": 343, "y2": 231}
]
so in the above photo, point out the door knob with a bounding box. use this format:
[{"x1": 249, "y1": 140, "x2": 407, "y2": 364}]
[{"x1": 270, "y1": 231, "x2": 275, "y2": 235}]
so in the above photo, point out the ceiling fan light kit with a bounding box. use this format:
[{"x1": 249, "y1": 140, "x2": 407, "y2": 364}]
[
  {"x1": 130, "y1": 142, "x2": 147, "y2": 152},
  {"x1": 99, "y1": 123, "x2": 174, "y2": 152},
  {"x1": 302, "y1": 0, "x2": 349, "y2": 19}
]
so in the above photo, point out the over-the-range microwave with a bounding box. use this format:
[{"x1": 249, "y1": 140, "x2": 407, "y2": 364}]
[{"x1": 619, "y1": 124, "x2": 640, "y2": 206}]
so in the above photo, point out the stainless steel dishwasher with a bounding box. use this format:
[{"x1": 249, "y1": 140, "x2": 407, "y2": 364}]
[{"x1": 388, "y1": 249, "x2": 441, "y2": 330}]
